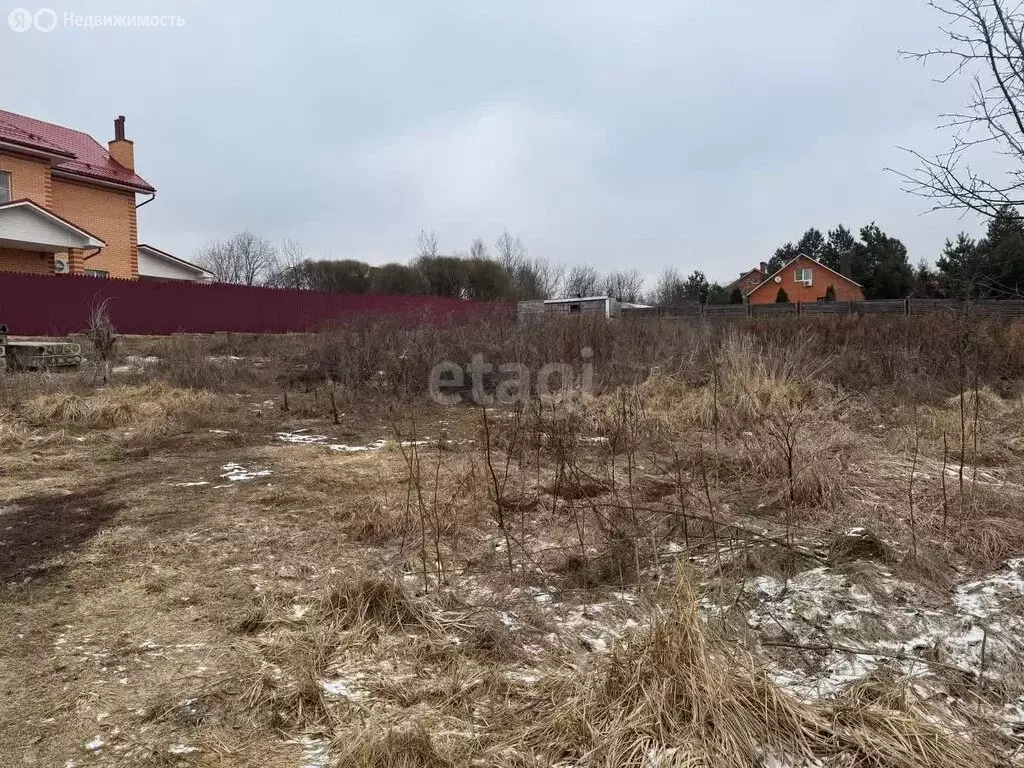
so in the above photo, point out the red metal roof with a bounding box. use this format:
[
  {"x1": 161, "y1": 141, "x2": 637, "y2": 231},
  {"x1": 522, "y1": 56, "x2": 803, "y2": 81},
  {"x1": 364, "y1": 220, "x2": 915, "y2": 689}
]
[{"x1": 0, "y1": 110, "x2": 155, "y2": 193}]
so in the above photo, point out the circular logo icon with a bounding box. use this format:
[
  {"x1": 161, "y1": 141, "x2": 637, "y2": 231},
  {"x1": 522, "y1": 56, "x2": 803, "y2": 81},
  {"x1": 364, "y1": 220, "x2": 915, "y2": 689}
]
[
  {"x1": 34, "y1": 8, "x2": 57, "y2": 32},
  {"x1": 8, "y1": 8, "x2": 34, "y2": 32}
]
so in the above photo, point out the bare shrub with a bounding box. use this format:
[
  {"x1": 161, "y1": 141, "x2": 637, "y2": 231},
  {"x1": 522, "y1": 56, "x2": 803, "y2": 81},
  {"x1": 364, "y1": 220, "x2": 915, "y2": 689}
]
[
  {"x1": 86, "y1": 298, "x2": 118, "y2": 385},
  {"x1": 152, "y1": 335, "x2": 228, "y2": 390}
]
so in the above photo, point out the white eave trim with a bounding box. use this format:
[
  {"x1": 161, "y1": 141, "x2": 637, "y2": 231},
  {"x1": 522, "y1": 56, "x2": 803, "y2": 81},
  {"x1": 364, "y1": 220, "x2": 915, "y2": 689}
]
[
  {"x1": 138, "y1": 244, "x2": 213, "y2": 277},
  {"x1": 0, "y1": 200, "x2": 106, "y2": 248}
]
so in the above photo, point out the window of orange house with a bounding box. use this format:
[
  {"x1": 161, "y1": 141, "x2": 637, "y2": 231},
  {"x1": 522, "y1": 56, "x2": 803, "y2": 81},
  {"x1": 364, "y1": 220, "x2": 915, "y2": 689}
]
[{"x1": 0, "y1": 171, "x2": 10, "y2": 204}]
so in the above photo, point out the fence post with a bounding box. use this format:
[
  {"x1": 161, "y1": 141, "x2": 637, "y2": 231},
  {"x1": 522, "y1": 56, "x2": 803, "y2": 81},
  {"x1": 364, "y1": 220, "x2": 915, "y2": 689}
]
[
  {"x1": 904, "y1": 298, "x2": 910, "y2": 316},
  {"x1": 746, "y1": 301, "x2": 752, "y2": 317},
  {"x1": 796, "y1": 302, "x2": 801, "y2": 316}
]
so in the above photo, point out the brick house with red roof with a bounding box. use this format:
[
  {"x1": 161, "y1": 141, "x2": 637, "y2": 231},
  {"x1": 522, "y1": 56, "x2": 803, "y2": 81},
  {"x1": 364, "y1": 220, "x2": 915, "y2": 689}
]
[
  {"x1": 745, "y1": 254, "x2": 864, "y2": 304},
  {"x1": 726, "y1": 263, "x2": 767, "y2": 300},
  {"x1": 0, "y1": 110, "x2": 156, "y2": 279}
]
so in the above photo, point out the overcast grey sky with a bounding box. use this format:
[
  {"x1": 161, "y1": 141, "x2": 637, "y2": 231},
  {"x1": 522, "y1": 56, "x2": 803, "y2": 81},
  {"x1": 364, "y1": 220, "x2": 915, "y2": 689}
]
[{"x1": 2, "y1": 1, "x2": 999, "y2": 284}]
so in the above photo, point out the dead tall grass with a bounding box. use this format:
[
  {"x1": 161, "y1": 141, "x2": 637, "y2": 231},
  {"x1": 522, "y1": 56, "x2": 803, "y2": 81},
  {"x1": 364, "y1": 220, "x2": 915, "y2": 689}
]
[
  {"x1": 0, "y1": 409, "x2": 36, "y2": 450},
  {"x1": 332, "y1": 722, "x2": 455, "y2": 768},
  {"x1": 584, "y1": 330, "x2": 836, "y2": 441},
  {"x1": 21, "y1": 382, "x2": 221, "y2": 436},
  {"x1": 523, "y1": 570, "x2": 997, "y2": 768}
]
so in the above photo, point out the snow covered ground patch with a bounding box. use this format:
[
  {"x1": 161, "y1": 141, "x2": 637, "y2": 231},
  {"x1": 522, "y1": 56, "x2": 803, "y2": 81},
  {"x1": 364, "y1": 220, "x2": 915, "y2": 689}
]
[
  {"x1": 276, "y1": 431, "x2": 329, "y2": 445},
  {"x1": 730, "y1": 556, "x2": 1024, "y2": 701},
  {"x1": 220, "y1": 463, "x2": 272, "y2": 482},
  {"x1": 329, "y1": 439, "x2": 388, "y2": 453}
]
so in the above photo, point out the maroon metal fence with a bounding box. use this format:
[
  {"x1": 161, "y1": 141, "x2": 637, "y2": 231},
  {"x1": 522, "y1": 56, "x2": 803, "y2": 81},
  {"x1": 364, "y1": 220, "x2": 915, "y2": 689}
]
[{"x1": 0, "y1": 272, "x2": 497, "y2": 336}]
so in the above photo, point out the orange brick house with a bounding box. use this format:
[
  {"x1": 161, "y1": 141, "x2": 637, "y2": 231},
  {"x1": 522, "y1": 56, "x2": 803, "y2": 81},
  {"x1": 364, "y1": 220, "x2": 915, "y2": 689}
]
[
  {"x1": 0, "y1": 110, "x2": 155, "y2": 279},
  {"x1": 727, "y1": 263, "x2": 767, "y2": 298},
  {"x1": 745, "y1": 254, "x2": 864, "y2": 305}
]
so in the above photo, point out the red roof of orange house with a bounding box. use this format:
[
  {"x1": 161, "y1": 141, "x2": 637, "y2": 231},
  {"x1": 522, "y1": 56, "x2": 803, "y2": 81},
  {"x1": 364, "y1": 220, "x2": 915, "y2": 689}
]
[{"x1": 0, "y1": 110, "x2": 155, "y2": 193}]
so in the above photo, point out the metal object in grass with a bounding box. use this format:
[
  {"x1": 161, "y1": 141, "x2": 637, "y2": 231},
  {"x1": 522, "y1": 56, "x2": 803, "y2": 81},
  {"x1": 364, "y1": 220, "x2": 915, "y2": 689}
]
[{"x1": 0, "y1": 325, "x2": 83, "y2": 371}]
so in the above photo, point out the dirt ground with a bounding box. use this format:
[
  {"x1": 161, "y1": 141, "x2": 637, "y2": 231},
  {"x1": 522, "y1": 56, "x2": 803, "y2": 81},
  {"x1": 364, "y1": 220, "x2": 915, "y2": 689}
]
[{"x1": 3, "y1": 329, "x2": 1024, "y2": 767}]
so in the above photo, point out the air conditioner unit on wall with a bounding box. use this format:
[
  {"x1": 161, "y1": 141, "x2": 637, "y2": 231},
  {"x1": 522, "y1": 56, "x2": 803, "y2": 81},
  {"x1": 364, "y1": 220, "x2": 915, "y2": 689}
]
[{"x1": 54, "y1": 257, "x2": 69, "y2": 274}]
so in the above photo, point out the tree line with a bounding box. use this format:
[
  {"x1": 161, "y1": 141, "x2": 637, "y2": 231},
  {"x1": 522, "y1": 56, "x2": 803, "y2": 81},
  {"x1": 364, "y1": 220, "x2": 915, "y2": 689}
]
[
  {"x1": 195, "y1": 207, "x2": 1024, "y2": 305},
  {"x1": 195, "y1": 229, "x2": 645, "y2": 303},
  {"x1": 760, "y1": 208, "x2": 1024, "y2": 303}
]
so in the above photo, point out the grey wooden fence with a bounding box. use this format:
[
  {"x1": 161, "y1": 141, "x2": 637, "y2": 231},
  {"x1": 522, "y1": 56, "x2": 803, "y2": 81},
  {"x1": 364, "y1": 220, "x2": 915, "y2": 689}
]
[{"x1": 622, "y1": 299, "x2": 1024, "y2": 321}]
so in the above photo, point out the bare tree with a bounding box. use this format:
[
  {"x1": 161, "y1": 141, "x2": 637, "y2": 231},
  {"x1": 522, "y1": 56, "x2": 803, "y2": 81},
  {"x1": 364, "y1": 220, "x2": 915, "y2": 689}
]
[
  {"x1": 196, "y1": 231, "x2": 279, "y2": 286},
  {"x1": 470, "y1": 237, "x2": 489, "y2": 261},
  {"x1": 194, "y1": 240, "x2": 235, "y2": 284},
  {"x1": 495, "y1": 229, "x2": 526, "y2": 272},
  {"x1": 416, "y1": 229, "x2": 441, "y2": 260},
  {"x1": 563, "y1": 265, "x2": 602, "y2": 297},
  {"x1": 267, "y1": 239, "x2": 308, "y2": 289},
  {"x1": 652, "y1": 267, "x2": 689, "y2": 307},
  {"x1": 494, "y1": 229, "x2": 564, "y2": 299},
  {"x1": 602, "y1": 269, "x2": 646, "y2": 302},
  {"x1": 894, "y1": 0, "x2": 1024, "y2": 216},
  {"x1": 527, "y1": 257, "x2": 565, "y2": 299}
]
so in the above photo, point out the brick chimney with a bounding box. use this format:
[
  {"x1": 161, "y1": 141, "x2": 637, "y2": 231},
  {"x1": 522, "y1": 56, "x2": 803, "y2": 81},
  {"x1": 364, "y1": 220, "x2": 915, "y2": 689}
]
[
  {"x1": 759, "y1": 261, "x2": 768, "y2": 275},
  {"x1": 108, "y1": 115, "x2": 134, "y2": 171},
  {"x1": 840, "y1": 250, "x2": 853, "y2": 279}
]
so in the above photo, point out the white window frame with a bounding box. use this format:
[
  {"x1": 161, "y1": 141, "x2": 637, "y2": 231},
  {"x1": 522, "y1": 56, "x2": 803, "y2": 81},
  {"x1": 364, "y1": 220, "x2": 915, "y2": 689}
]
[
  {"x1": 794, "y1": 267, "x2": 812, "y2": 282},
  {"x1": 0, "y1": 171, "x2": 10, "y2": 204}
]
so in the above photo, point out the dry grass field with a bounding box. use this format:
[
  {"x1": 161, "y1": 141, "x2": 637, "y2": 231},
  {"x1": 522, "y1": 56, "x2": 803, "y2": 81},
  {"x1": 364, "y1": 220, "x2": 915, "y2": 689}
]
[{"x1": 4, "y1": 313, "x2": 1024, "y2": 767}]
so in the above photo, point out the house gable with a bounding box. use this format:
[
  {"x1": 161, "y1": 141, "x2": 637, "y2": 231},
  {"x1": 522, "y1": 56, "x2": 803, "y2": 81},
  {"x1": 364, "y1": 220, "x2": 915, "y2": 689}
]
[
  {"x1": 746, "y1": 254, "x2": 864, "y2": 305},
  {"x1": 0, "y1": 199, "x2": 106, "y2": 250}
]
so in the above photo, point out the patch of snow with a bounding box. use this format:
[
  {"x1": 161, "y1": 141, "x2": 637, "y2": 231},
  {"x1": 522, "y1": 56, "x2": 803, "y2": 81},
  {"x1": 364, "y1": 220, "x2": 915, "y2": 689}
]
[
  {"x1": 86, "y1": 737, "x2": 104, "y2": 751},
  {"x1": 276, "y1": 432, "x2": 329, "y2": 445},
  {"x1": 329, "y1": 439, "x2": 388, "y2": 453},
  {"x1": 168, "y1": 744, "x2": 198, "y2": 755},
  {"x1": 954, "y1": 558, "x2": 1024, "y2": 620},
  {"x1": 320, "y1": 677, "x2": 368, "y2": 700},
  {"x1": 174, "y1": 481, "x2": 209, "y2": 488},
  {"x1": 738, "y1": 557, "x2": 1024, "y2": 701},
  {"x1": 296, "y1": 735, "x2": 333, "y2": 768},
  {"x1": 220, "y1": 463, "x2": 272, "y2": 482},
  {"x1": 498, "y1": 611, "x2": 521, "y2": 630}
]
